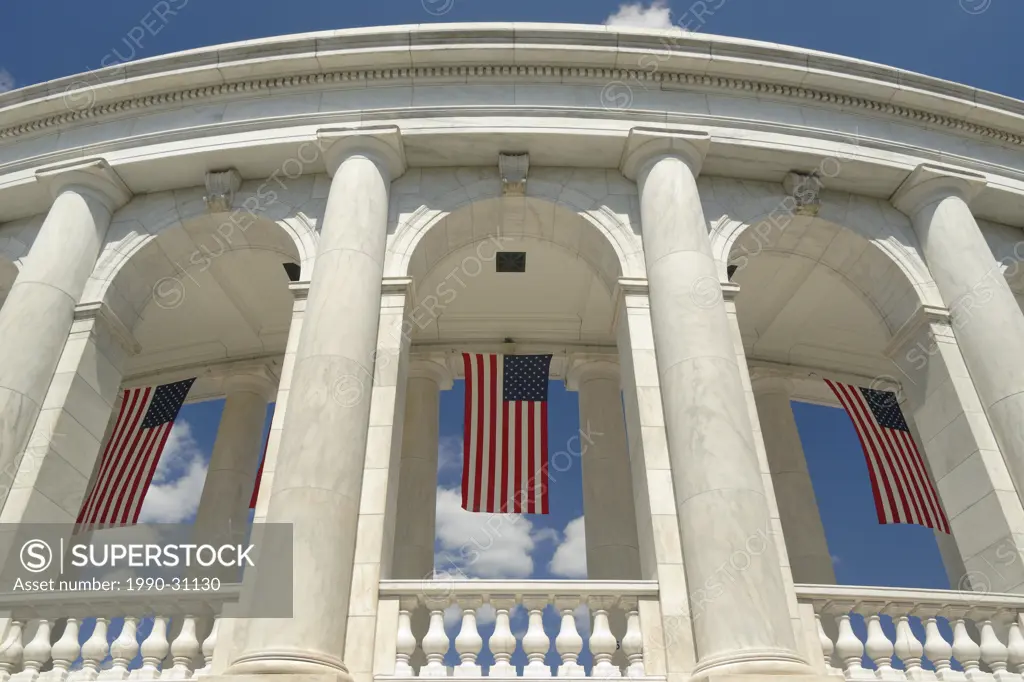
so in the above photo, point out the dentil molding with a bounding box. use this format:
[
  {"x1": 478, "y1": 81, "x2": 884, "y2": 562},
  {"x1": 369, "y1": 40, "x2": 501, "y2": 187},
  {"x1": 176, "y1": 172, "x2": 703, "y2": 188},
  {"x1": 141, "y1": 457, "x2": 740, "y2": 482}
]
[{"x1": 2, "y1": 64, "x2": 1024, "y2": 149}]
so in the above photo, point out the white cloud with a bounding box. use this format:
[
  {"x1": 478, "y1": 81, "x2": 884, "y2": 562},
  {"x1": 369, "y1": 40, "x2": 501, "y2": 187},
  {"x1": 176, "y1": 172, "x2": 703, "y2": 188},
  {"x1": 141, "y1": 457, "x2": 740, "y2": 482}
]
[
  {"x1": 434, "y1": 487, "x2": 556, "y2": 579},
  {"x1": 137, "y1": 419, "x2": 209, "y2": 524},
  {"x1": 604, "y1": 1, "x2": 675, "y2": 29},
  {"x1": 438, "y1": 435, "x2": 463, "y2": 473},
  {"x1": 0, "y1": 70, "x2": 13, "y2": 93},
  {"x1": 549, "y1": 516, "x2": 588, "y2": 579}
]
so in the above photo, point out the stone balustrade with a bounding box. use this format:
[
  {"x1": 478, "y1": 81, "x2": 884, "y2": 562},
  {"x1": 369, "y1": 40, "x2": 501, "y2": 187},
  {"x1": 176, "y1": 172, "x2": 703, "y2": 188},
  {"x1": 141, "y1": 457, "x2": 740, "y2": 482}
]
[
  {"x1": 0, "y1": 586, "x2": 239, "y2": 682},
  {"x1": 377, "y1": 580, "x2": 660, "y2": 679},
  {"x1": 797, "y1": 584, "x2": 1024, "y2": 681}
]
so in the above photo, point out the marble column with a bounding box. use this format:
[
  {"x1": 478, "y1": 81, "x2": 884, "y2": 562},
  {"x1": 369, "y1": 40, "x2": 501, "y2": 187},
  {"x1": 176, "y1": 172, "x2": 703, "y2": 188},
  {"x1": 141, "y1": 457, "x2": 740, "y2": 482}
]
[
  {"x1": 392, "y1": 358, "x2": 451, "y2": 580},
  {"x1": 193, "y1": 368, "x2": 276, "y2": 540},
  {"x1": 750, "y1": 375, "x2": 835, "y2": 585},
  {"x1": 888, "y1": 305, "x2": 1024, "y2": 593},
  {"x1": 621, "y1": 127, "x2": 811, "y2": 679},
  {"x1": 566, "y1": 356, "x2": 641, "y2": 580},
  {"x1": 893, "y1": 164, "x2": 1024, "y2": 515},
  {"x1": 0, "y1": 159, "x2": 129, "y2": 510},
  {"x1": 0, "y1": 302, "x2": 135, "y2": 524},
  {"x1": 227, "y1": 126, "x2": 405, "y2": 680}
]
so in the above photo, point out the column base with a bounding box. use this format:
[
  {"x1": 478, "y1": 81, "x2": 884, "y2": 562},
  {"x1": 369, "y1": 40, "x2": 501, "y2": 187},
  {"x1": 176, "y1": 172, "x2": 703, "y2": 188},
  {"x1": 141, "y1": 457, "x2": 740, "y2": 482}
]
[
  {"x1": 225, "y1": 650, "x2": 352, "y2": 679},
  {"x1": 691, "y1": 648, "x2": 818, "y2": 681},
  {"x1": 211, "y1": 676, "x2": 351, "y2": 682},
  {"x1": 704, "y1": 671, "x2": 847, "y2": 675}
]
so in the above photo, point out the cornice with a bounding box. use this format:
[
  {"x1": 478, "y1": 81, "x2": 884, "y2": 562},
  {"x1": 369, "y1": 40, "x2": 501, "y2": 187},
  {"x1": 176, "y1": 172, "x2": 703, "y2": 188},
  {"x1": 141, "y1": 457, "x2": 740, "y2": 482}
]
[{"x1": 2, "y1": 62, "x2": 1024, "y2": 150}]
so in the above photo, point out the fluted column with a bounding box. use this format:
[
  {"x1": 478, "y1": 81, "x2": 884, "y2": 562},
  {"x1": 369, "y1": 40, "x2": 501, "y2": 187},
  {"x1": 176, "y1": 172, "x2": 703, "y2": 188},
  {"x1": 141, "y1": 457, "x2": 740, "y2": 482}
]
[
  {"x1": 621, "y1": 127, "x2": 811, "y2": 679},
  {"x1": 227, "y1": 125, "x2": 405, "y2": 679},
  {"x1": 392, "y1": 358, "x2": 451, "y2": 579},
  {"x1": 893, "y1": 164, "x2": 1024, "y2": 514},
  {"x1": 0, "y1": 159, "x2": 129, "y2": 509},
  {"x1": 751, "y1": 374, "x2": 835, "y2": 585},
  {"x1": 193, "y1": 368, "x2": 275, "y2": 539},
  {"x1": 565, "y1": 356, "x2": 641, "y2": 579}
]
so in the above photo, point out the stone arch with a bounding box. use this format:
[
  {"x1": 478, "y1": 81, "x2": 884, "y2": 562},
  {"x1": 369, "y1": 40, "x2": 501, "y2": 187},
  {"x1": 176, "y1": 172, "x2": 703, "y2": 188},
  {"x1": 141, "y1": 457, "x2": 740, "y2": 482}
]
[
  {"x1": 86, "y1": 181, "x2": 319, "y2": 334},
  {"x1": 703, "y1": 178, "x2": 941, "y2": 338},
  {"x1": 385, "y1": 169, "x2": 645, "y2": 283}
]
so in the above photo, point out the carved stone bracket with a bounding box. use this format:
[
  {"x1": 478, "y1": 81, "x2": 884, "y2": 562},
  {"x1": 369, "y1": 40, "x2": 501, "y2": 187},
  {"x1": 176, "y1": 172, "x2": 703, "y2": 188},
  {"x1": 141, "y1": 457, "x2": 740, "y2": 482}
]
[
  {"x1": 204, "y1": 169, "x2": 242, "y2": 213},
  {"x1": 499, "y1": 153, "x2": 529, "y2": 196}
]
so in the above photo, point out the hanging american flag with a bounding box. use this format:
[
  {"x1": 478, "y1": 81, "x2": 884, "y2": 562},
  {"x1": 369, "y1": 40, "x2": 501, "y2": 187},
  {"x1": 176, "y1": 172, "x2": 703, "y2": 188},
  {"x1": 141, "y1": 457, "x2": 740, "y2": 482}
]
[
  {"x1": 462, "y1": 353, "x2": 551, "y2": 514},
  {"x1": 825, "y1": 380, "x2": 950, "y2": 533},
  {"x1": 77, "y1": 378, "x2": 196, "y2": 529},
  {"x1": 249, "y1": 437, "x2": 269, "y2": 509}
]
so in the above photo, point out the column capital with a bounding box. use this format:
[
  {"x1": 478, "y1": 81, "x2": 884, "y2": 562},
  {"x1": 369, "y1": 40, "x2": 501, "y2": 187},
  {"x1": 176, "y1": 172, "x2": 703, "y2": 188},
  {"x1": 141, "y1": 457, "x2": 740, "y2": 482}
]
[
  {"x1": 222, "y1": 365, "x2": 277, "y2": 400},
  {"x1": 890, "y1": 163, "x2": 987, "y2": 216},
  {"x1": 408, "y1": 356, "x2": 454, "y2": 390},
  {"x1": 619, "y1": 127, "x2": 711, "y2": 181},
  {"x1": 316, "y1": 125, "x2": 406, "y2": 179},
  {"x1": 73, "y1": 301, "x2": 140, "y2": 356},
  {"x1": 289, "y1": 280, "x2": 311, "y2": 301},
  {"x1": 748, "y1": 371, "x2": 795, "y2": 397},
  {"x1": 565, "y1": 355, "x2": 620, "y2": 391},
  {"x1": 35, "y1": 158, "x2": 131, "y2": 212},
  {"x1": 884, "y1": 303, "x2": 953, "y2": 359}
]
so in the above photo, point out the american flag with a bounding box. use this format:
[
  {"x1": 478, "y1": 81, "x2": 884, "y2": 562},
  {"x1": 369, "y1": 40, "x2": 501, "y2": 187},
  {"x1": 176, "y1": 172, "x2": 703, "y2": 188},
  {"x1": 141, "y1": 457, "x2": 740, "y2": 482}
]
[
  {"x1": 77, "y1": 378, "x2": 196, "y2": 529},
  {"x1": 249, "y1": 437, "x2": 269, "y2": 509},
  {"x1": 462, "y1": 353, "x2": 551, "y2": 514},
  {"x1": 825, "y1": 380, "x2": 950, "y2": 533}
]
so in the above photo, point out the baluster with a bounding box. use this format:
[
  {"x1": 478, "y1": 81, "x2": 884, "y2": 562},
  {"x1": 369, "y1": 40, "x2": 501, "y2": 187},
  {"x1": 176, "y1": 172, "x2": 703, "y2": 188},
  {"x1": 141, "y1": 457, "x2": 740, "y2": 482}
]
[
  {"x1": 555, "y1": 598, "x2": 584, "y2": 678},
  {"x1": 394, "y1": 598, "x2": 417, "y2": 677},
  {"x1": 522, "y1": 597, "x2": 551, "y2": 678},
  {"x1": 979, "y1": 614, "x2": 1014, "y2": 682},
  {"x1": 191, "y1": 618, "x2": 219, "y2": 679},
  {"x1": 99, "y1": 618, "x2": 139, "y2": 681},
  {"x1": 488, "y1": 598, "x2": 517, "y2": 678},
  {"x1": 42, "y1": 619, "x2": 81, "y2": 682},
  {"x1": 134, "y1": 617, "x2": 169, "y2": 681},
  {"x1": 589, "y1": 597, "x2": 620, "y2": 678},
  {"x1": 923, "y1": 616, "x2": 959, "y2": 681},
  {"x1": 835, "y1": 608, "x2": 872, "y2": 681},
  {"x1": 1007, "y1": 617, "x2": 1024, "y2": 674},
  {"x1": 454, "y1": 600, "x2": 483, "y2": 677},
  {"x1": 71, "y1": 618, "x2": 110, "y2": 682},
  {"x1": 162, "y1": 617, "x2": 199, "y2": 679},
  {"x1": 951, "y1": 617, "x2": 983, "y2": 680},
  {"x1": 979, "y1": 614, "x2": 1011, "y2": 681},
  {"x1": 815, "y1": 611, "x2": 840, "y2": 676},
  {"x1": 620, "y1": 601, "x2": 644, "y2": 679},
  {"x1": 11, "y1": 621, "x2": 51, "y2": 682},
  {"x1": 861, "y1": 606, "x2": 901, "y2": 680},
  {"x1": 893, "y1": 614, "x2": 931, "y2": 681},
  {"x1": 418, "y1": 603, "x2": 448, "y2": 678},
  {"x1": 0, "y1": 621, "x2": 24, "y2": 682}
]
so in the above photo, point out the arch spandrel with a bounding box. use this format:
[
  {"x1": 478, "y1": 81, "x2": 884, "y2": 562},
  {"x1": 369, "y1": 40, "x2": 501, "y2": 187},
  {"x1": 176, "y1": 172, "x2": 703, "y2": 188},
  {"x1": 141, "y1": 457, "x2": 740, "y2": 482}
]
[{"x1": 979, "y1": 218, "x2": 1024, "y2": 296}]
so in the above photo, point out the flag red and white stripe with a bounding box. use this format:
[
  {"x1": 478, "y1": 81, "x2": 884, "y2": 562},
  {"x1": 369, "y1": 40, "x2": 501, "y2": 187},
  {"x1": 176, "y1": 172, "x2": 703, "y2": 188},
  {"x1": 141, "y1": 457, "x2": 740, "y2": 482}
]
[
  {"x1": 462, "y1": 353, "x2": 551, "y2": 514},
  {"x1": 249, "y1": 437, "x2": 269, "y2": 509},
  {"x1": 76, "y1": 378, "x2": 195, "y2": 529},
  {"x1": 825, "y1": 379, "x2": 950, "y2": 533}
]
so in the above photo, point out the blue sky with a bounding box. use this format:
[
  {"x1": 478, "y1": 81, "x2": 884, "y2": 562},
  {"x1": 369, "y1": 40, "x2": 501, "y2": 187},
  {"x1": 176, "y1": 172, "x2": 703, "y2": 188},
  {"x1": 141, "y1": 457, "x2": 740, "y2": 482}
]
[{"x1": 0, "y1": 0, "x2": 1021, "y2": 99}]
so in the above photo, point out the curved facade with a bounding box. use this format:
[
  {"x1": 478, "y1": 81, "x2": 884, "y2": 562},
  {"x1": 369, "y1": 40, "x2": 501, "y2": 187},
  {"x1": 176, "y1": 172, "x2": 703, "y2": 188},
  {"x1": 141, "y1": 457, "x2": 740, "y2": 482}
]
[{"x1": 2, "y1": 22, "x2": 1024, "y2": 682}]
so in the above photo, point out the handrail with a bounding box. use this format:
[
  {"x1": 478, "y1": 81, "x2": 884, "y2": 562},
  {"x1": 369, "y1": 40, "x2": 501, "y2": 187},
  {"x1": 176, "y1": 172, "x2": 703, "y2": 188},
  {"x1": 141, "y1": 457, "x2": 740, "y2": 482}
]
[
  {"x1": 0, "y1": 584, "x2": 242, "y2": 619},
  {"x1": 794, "y1": 583, "x2": 1024, "y2": 611},
  {"x1": 378, "y1": 578, "x2": 660, "y2": 598}
]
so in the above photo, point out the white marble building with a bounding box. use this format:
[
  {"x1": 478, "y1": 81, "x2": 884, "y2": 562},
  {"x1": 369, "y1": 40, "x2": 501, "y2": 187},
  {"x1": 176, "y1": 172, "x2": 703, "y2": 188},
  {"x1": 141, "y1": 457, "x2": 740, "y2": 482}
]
[{"x1": 2, "y1": 21, "x2": 1024, "y2": 682}]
